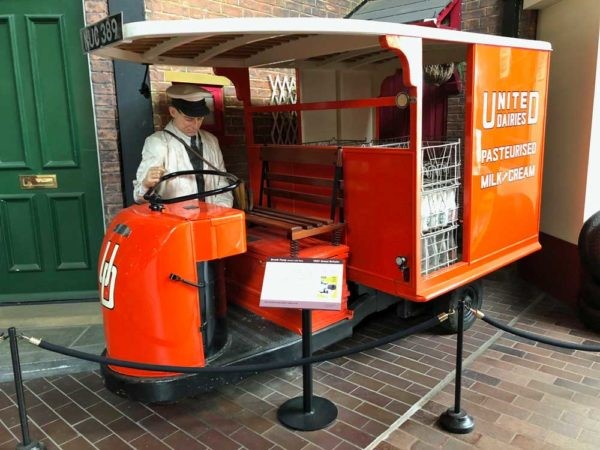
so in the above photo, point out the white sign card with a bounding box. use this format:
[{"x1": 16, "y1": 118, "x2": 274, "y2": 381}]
[{"x1": 260, "y1": 258, "x2": 344, "y2": 310}]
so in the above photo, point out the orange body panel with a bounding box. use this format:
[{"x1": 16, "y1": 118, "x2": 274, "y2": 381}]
[
  {"x1": 465, "y1": 45, "x2": 550, "y2": 263},
  {"x1": 99, "y1": 201, "x2": 246, "y2": 377},
  {"x1": 226, "y1": 228, "x2": 352, "y2": 334},
  {"x1": 344, "y1": 148, "x2": 416, "y2": 297}
]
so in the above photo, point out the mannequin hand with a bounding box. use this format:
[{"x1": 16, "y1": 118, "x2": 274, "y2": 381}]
[{"x1": 142, "y1": 166, "x2": 166, "y2": 189}]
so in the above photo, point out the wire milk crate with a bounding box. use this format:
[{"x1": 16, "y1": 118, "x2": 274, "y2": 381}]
[
  {"x1": 301, "y1": 138, "x2": 368, "y2": 146},
  {"x1": 421, "y1": 224, "x2": 460, "y2": 275},
  {"x1": 364, "y1": 136, "x2": 411, "y2": 149},
  {"x1": 420, "y1": 140, "x2": 462, "y2": 275},
  {"x1": 421, "y1": 140, "x2": 461, "y2": 191},
  {"x1": 421, "y1": 186, "x2": 459, "y2": 232}
]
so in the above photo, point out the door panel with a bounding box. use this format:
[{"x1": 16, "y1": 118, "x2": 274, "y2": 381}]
[
  {"x1": 0, "y1": 16, "x2": 30, "y2": 169},
  {"x1": 28, "y1": 16, "x2": 78, "y2": 167},
  {"x1": 49, "y1": 193, "x2": 90, "y2": 270},
  {"x1": 0, "y1": 195, "x2": 42, "y2": 272},
  {"x1": 0, "y1": 0, "x2": 104, "y2": 302}
]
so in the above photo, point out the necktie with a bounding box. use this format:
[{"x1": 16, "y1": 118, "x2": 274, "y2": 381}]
[{"x1": 188, "y1": 135, "x2": 205, "y2": 194}]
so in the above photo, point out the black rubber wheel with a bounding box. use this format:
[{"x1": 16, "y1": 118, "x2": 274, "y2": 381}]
[
  {"x1": 434, "y1": 280, "x2": 483, "y2": 333},
  {"x1": 578, "y1": 299, "x2": 600, "y2": 332},
  {"x1": 578, "y1": 210, "x2": 600, "y2": 283},
  {"x1": 580, "y1": 279, "x2": 600, "y2": 309}
]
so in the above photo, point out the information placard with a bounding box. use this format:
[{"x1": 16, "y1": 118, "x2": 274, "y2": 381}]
[{"x1": 260, "y1": 258, "x2": 343, "y2": 310}]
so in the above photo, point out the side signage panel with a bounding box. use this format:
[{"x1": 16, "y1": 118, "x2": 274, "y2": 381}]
[{"x1": 468, "y1": 45, "x2": 550, "y2": 261}]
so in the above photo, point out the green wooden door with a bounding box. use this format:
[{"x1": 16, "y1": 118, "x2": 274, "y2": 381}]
[{"x1": 0, "y1": 0, "x2": 104, "y2": 303}]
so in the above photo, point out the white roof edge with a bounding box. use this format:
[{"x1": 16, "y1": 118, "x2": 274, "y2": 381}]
[{"x1": 121, "y1": 17, "x2": 552, "y2": 52}]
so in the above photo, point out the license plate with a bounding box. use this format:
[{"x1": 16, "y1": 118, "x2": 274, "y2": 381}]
[{"x1": 80, "y1": 12, "x2": 123, "y2": 53}]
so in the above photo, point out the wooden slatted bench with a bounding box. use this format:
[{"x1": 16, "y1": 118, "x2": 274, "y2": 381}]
[{"x1": 245, "y1": 144, "x2": 344, "y2": 256}]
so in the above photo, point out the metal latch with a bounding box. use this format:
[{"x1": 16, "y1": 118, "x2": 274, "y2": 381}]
[
  {"x1": 169, "y1": 273, "x2": 205, "y2": 288},
  {"x1": 395, "y1": 256, "x2": 410, "y2": 282}
]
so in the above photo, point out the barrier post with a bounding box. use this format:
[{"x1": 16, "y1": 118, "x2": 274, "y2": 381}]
[
  {"x1": 277, "y1": 309, "x2": 337, "y2": 431},
  {"x1": 438, "y1": 299, "x2": 474, "y2": 434},
  {"x1": 8, "y1": 328, "x2": 46, "y2": 450}
]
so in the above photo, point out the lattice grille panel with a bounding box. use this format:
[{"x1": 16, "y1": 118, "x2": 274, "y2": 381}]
[{"x1": 269, "y1": 74, "x2": 298, "y2": 145}]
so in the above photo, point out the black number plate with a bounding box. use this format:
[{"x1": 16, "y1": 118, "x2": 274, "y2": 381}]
[{"x1": 80, "y1": 12, "x2": 123, "y2": 53}]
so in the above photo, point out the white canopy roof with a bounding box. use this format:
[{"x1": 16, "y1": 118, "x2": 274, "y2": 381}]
[{"x1": 91, "y1": 17, "x2": 552, "y2": 70}]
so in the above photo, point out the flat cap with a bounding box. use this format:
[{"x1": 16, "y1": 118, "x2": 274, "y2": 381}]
[
  {"x1": 166, "y1": 84, "x2": 212, "y2": 101},
  {"x1": 167, "y1": 84, "x2": 211, "y2": 117}
]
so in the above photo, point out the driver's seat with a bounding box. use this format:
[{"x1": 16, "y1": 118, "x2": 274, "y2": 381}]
[{"x1": 243, "y1": 144, "x2": 345, "y2": 256}]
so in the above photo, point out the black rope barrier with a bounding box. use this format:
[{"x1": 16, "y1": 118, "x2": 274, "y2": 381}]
[
  {"x1": 471, "y1": 309, "x2": 600, "y2": 352},
  {"x1": 11, "y1": 303, "x2": 598, "y2": 444},
  {"x1": 19, "y1": 313, "x2": 446, "y2": 375}
]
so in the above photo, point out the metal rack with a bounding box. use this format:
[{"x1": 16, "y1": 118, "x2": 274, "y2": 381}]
[
  {"x1": 301, "y1": 138, "x2": 368, "y2": 146},
  {"x1": 420, "y1": 140, "x2": 461, "y2": 275},
  {"x1": 301, "y1": 137, "x2": 463, "y2": 275}
]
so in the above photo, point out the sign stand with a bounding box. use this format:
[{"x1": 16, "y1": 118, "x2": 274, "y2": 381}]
[
  {"x1": 277, "y1": 309, "x2": 337, "y2": 430},
  {"x1": 261, "y1": 258, "x2": 342, "y2": 430}
]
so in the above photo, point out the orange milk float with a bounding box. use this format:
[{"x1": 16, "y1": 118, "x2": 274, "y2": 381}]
[{"x1": 87, "y1": 16, "x2": 551, "y2": 401}]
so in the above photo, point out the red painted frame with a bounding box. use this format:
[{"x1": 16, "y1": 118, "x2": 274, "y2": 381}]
[{"x1": 198, "y1": 85, "x2": 224, "y2": 138}]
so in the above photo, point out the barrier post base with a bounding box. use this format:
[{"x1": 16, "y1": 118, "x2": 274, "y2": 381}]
[
  {"x1": 277, "y1": 309, "x2": 337, "y2": 431},
  {"x1": 278, "y1": 396, "x2": 337, "y2": 431},
  {"x1": 16, "y1": 441, "x2": 46, "y2": 450},
  {"x1": 439, "y1": 408, "x2": 474, "y2": 434}
]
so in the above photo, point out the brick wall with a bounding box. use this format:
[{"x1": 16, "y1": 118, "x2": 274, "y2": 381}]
[
  {"x1": 146, "y1": 0, "x2": 360, "y2": 19},
  {"x1": 84, "y1": 1, "x2": 123, "y2": 223},
  {"x1": 447, "y1": 0, "x2": 538, "y2": 143},
  {"x1": 461, "y1": 0, "x2": 537, "y2": 37}
]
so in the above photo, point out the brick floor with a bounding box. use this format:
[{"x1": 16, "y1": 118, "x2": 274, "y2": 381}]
[{"x1": 2, "y1": 273, "x2": 600, "y2": 449}]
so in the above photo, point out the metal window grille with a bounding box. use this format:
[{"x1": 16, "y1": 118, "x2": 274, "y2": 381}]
[{"x1": 269, "y1": 74, "x2": 298, "y2": 145}]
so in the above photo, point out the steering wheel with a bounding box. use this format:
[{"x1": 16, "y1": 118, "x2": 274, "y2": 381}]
[{"x1": 143, "y1": 169, "x2": 240, "y2": 210}]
